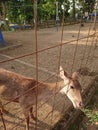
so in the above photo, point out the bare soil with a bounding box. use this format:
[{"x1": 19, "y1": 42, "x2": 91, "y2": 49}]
[{"x1": 0, "y1": 23, "x2": 98, "y2": 130}]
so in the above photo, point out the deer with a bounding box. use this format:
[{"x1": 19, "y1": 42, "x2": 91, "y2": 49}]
[{"x1": 0, "y1": 66, "x2": 83, "y2": 130}]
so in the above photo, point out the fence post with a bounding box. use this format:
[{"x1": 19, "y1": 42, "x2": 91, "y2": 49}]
[
  {"x1": 56, "y1": 1, "x2": 59, "y2": 31},
  {"x1": 0, "y1": 30, "x2": 6, "y2": 46}
]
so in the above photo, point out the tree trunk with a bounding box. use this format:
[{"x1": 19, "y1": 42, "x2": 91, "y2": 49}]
[
  {"x1": 72, "y1": 0, "x2": 76, "y2": 20},
  {"x1": 1, "y1": 0, "x2": 6, "y2": 20}
]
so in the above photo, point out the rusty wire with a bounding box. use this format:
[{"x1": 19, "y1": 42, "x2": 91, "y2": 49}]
[
  {"x1": 0, "y1": 33, "x2": 96, "y2": 65},
  {"x1": 41, "y1": 7, "x2": 96, "y2": 130},
  {"x1": 90, "y1": 36, "x2": 98, "y2": 73},
  {"x1": 33, "y1": 0, "x2": 38, "y2": 129},
  {"x1": 70, "y1": 0, "x2": 87, "y2": 74},
  {"x1": 80, "y1": 29, "x2": 98, "y2": 92},
  {"x1": 0, "y1": 3, "x2": 98, "y2": 130},
  {"x1": 77, "y1": 6, "x2": 98, "y2": 91},
  {"x1": 79, "y1": 22, "x2": 93, "y2": 69},
  {"x1": 50, "y1": 0, "x2": 66, "y2": 126},
  {"x1": 84, "y1": 1, "x2": 97, "y2": 68},
  {"x1": 0, "y1": 26, "x2": 97, "y2": 130},
  {"x1": 2, "y1": 33, "x2": 97, "y2": 129},
  {"x1": 70, "y1": 22, "x2": 81, "y2": 73},
  {"x1": 0, "y1": 30, "x2": 97, "y2": 130},
  {"x1": 84, "y1": 26, "x2": 97, "y2": 68},
  {"x1": 84, "y1": 33, "x2": 96, "y2": 66}
]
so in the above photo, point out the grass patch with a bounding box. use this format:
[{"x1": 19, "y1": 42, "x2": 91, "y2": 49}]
[
  {"x1": 83, "y1": 87, "x2": 98, "y2": 124},
  {"x1": 83, "y1": 108, "x2": 98, "y2": 124}
]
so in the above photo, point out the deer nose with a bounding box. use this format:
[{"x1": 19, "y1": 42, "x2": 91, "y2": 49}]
[{"x1": 79, "y1": 102, "x2": 84, "y2": 108}]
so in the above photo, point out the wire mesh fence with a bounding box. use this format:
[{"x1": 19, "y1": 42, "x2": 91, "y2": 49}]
[{"x1": 0, "y1": 1, "x2": 98, "y2": 130}]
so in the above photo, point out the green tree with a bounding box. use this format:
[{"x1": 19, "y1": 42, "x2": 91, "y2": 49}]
[
  {"x1": 85, "y1": 0, "x2": 95, "y2": 13},
  {"x1": 37, "y1": 0, "x2": 56, "y2": 21},
  {"x1": 58, "y1": 0, "x2": 70, "y2": 20},
  {"x1": 1, "y1": 0, "x2": 9, "y2": 19},
  {"x1": 0, "y1": 0, "x2": 96, "y2": 25},
  {"x1": 78, "y1": 0, "x2": 96, "y2": 13},
  {"x1": 6, "y1": 0, "x2": 33, "y2": 24}
]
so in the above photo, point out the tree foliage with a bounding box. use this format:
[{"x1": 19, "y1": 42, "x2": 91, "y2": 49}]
[
  {"x1": 0, "y1": 0, "x2": 96, "y2": 24},
  {"x1": 6, "y1": 0, "x2": 34, "y2": 23},
  {"x1": 84, "y1": 0, "x2": 96, "y2": 13}
]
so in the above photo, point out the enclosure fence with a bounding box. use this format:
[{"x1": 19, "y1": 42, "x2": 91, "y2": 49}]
[{"x1": 0, "y1": 1, "x2": 98, "y2": 130}]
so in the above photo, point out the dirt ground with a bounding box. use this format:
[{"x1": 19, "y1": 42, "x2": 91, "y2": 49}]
[{"x1": 0, "y1": 23, "x2": 98, "y2": 130}]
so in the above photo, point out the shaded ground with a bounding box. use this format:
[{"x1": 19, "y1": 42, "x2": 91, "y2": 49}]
[{"x1": 0, "y1": 23, "x2": 98, "y2": 130}]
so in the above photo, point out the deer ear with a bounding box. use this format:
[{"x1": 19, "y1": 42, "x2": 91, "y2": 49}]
[
  {"x1": 72, "y1": 72, "x2": 78, "y2": 80},
  {"x1": 59, "y1": 66, "x2": 68, "y2": 80}
]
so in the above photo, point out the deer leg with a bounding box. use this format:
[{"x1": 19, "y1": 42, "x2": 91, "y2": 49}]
[
  {"x1": 0, "y1": 100, "x2": 7, "y2": 130},
  {"x1": 0, "y1": 109, "x2": 7, "y2": 130},
  {"x1": 21, "y1": 105, "x2": 30, "y2": 130},
  {"x1": 0, "y1": 100, "x2": 4, "y2": 113},
  {"x1": 25, "y1": 116, "x2": 29, "y2": 130},
  {"x1": 29, "y1": 107, "x2": 36, "y2": 121}
]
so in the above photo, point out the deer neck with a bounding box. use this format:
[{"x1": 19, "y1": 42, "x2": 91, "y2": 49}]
[
  {"x1": 39, "y1": 80, "x2": 65, "y2": 94},
  {"x1": 35, "y1": 80, "x2": 64, "y2": 102}
]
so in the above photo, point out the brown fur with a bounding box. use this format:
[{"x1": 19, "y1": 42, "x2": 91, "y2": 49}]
[
  {"x1": 0, "y1": 69, "x2": 65, "y2": 130},
  {"x1": 0, "y1": 68, "x2": 82, "y2": 130}
]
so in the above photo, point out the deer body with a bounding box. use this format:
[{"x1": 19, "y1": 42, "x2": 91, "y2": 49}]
[
  {"x1": 0, "y1": 67, "x2": 83, "y2": 130},
  {"x1": 0, "y1": 68, "x2": 63, "y2": 105}
]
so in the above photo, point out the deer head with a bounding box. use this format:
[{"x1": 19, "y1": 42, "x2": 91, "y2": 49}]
[{"x1": 60, "y1": 66, "x2": 83, "y2": 109}]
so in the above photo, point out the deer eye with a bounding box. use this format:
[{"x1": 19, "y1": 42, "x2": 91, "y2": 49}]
[{"x1": 70, "y1": 86, "x2": 74, "y2": 89}]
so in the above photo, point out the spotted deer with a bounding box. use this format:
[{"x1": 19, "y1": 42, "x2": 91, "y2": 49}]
[{"x1": 0, "y1": 66, "x2": 83, "y2": 130}]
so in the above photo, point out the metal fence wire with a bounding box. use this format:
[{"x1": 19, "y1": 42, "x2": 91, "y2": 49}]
[{"x1": 0, "y1": 1, "x2": 98, "y2": 130}]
